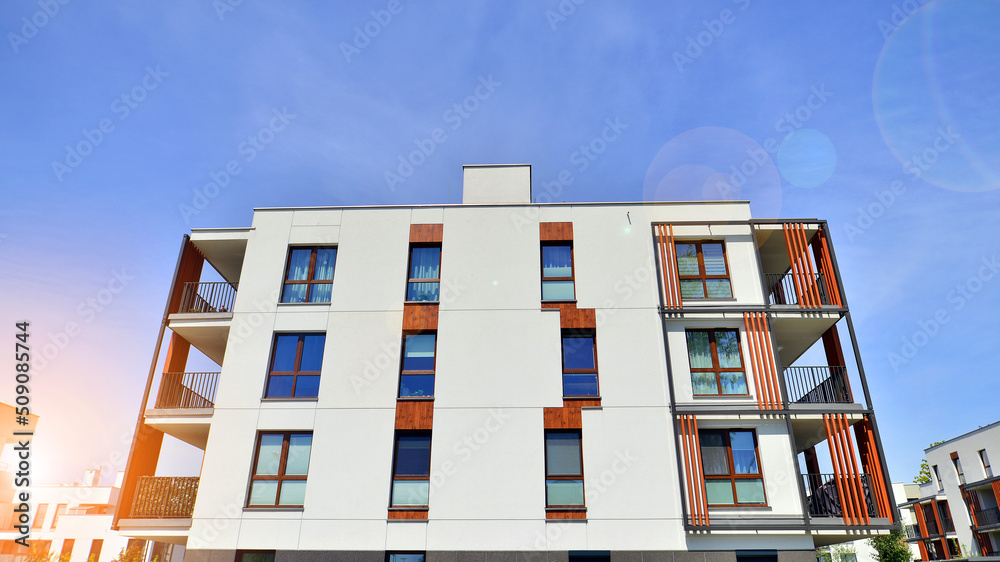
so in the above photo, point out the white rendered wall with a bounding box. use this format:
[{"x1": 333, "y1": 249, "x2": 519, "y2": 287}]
[{"x1": 190, "y1": 201, "x2": 817, "y2": 553}]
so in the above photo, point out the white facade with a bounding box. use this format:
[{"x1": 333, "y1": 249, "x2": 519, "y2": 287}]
[
  {"x1": 900, "y1": 421, "x2": 1000, "y2": 559},
  {"x1": 114, "y1": 165, "x2": 896, "y2": 562}
]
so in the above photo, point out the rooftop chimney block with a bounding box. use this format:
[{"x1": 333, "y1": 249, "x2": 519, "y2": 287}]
[{"x1": 462, "y1": 164, "x2": 532, "y2": 204}]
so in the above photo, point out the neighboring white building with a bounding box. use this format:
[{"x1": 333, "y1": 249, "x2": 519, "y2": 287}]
[
  {"x1": 829, "y1": 482, "x2": 923, "y2": 562},
  {"x1": 0, "y1": 468, "x2": 132, "y2": 562},
  {"x1": 113, "y1": 164, "x2": 898, "y2": 562},
  {"x1": 900, "y1": 421, "x2": 1000, "y2": 560}
]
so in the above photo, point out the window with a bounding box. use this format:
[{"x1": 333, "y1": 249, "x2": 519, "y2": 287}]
[
  {"x1": 281, "y1": 247, "x2": 337, "y2": 303},
  {"x1": 953, "y1": 456, "x2": 965, "y2": 484},
  {"x1": 686, "y1": 329, "x2": 748, "y2": 395},
  {"x1": 675, "y1": 241, "x2": 732, "y2": 298},
  {"x1": 32, "y1": 504, "x2": 47, "y2": 529},
  {"x1": 391, "y1": 432, "x2": 431, "y2": 507},
  {"x1": 980, "y1": 449, "x2": 992, "y2": 477},
  {"x1": 237, "y1": 552, "x2": 275, "y2": 562},
  {"x1": 399, "y1": 333, "x2": 436, "y2": 398},
  {"x1": 933, "y1": 465, "x2": 943, "y2": 491},
  {"x1": 699, "y1": 429, "x2": 766, "y2": 506},
  {"x1": 88, "y1": 539, "x2": 103, "y2": 562},
  {"x1": 562, "y1": 330, "x2": 598, "y2": 397},
  {"x1": 541, "y1": 243, "x2": 575, "y2": 300},
  {"x1": 406, "y1": 245, "x2": 441, "y2": 302},
  {"x1": 387, "y1": 554, "x2": 425, "y2": 562},
  {"x1": 545, "y1": 430, "x2": 585, "y2": 507},
  {"x1": 51, "y1": 504, "x2": 67, "y2": 528},
  {"x1": 60, "y1": 540, "x2": 74, "y2": 560},
  {"x1": 247, "y1": 432, "x2": 312, "y2": 507},
  {"x1": 265, "y1": 333, "x2": 325, "y2": 398}
]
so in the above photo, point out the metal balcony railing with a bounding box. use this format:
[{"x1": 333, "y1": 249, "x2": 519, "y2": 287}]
[
  {"x1": 905, "y1": 524, "x2": 920, "y2": 539},
  {"x1": 177, "y1": 281, "x2": 237, "y2": 314},
  {"x1": 975, "y1": 506, "x2": 1000, "y2": 527},
  {"x1": 801, "y1": 473, "x2": 877, "y2": 518},
  {"x1": 765, "y1": 272, "x2": 831, "y2": 306},
  {"x1": 154, "y1": 372, "x2": 219, "y2": 409},
  {"x1": 784, "y1": 366, "x2": 853, "y2": 404},
  {"x1": 130, "y1": 476, "x2": 199, "y2": 518}
]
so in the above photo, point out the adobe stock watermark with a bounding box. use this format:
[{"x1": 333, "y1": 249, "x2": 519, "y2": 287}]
[
  {"x1": 844, "y1": 127, "x2": 959, "y2": 243},
  {"x1": 511, "y1": 116, "x2": 628, "y2": 232},
  {"x1": 34, "y1": 269, "x2": 135, "y2": 372},
  {"x1": 877, "y1": 0, "x2": 930, "y2": 40},
  {"x1": 213, "y1": 0, "x2": 244, "y2": 21},
  {"x1": 887, "y1": 254, "x2": 999, "y2": 371},
  {"x1": 7, "y1": 0, "x2": 71, "y2": 54},
  {"x1": 673, "y1": 0, "x2": 751, "y2": 73},
  {"x1": 384, "y1": 75, "x2": 501, "y2": 192},
  {"x1": 51, "y1": 65, "x2": 168, "y2": 182},
  {"x1": 340, "y1": 0, "x2": 414, "y2": 63},
  {"x1": 179, "y1": 107, "x2": 296, "y2": 223},
  {"x1": 544, "y1": 0, "x2": 588, "y2": 31}
]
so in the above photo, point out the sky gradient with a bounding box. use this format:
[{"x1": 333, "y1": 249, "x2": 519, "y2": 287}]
[{"x1": 1, "y1": 1, "x2": 998, "y2": 487}]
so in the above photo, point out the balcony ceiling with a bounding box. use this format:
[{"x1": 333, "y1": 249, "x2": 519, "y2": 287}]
[
  {"x1": 190, "y1": 230, "x2": 250, "y2": 284},
  {"x1": 755, "y1": 224, "x2": 820, "y2": 276},
  {"x1": 770, "y1": 313, "x2": 840, "y2": 366}
]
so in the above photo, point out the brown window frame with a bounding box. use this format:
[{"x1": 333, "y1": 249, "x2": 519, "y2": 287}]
[
  {"x1": 980, "y1": 449, "x2": 992, "y2": 477},
  {"x1": 561, "y1": 329, "x2": 599, "y2": 398},
  {"x1": 698, "y1": 429, "x2": 767, "y2": 507},
  {"x1": 674, "y1": 240, "x2": 733, "y2": 299},
  {"x1": 264, "y1": 333, "x2": 325, "y2": 399},
  {"x1": 685, "y1": 329, "x2": 749, "y2": 396},
  {"x1": 953, "y1": 456, "x2": 965, "y2": 485},
  {"x1": 247, "y1": 432, "x2": 312, "y2": 508},
  {"x1": 405, "y1": 244, "x2": 442, "y2": 303},
  {"x1": 280, "y1": 246, "x2": 337, "y2": 304},
  {"x1": 541, "y1": 242, "x2": 576, "y2": 301},
  {"x1": 390, "y1": 430, "x2": 433, "y2": 508},
  {"x1": 544, "y1": 429, "x2": 586, "y2": 508},
  {"x1": 398, "y1": 331, "x2": 437, "y2": 399}
]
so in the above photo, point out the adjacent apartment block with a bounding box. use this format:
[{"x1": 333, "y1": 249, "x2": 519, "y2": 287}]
[
  {"x1": 112, "y1": 164, "x2": 898, "y2": 562},
  {"x1": 900, "y1": 422, "x2": 1000, "y2": 559}
]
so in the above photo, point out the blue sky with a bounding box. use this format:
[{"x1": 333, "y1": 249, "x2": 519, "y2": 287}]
[{"x1": 1, "y1": 1, "x2": 998, "y2": 487}]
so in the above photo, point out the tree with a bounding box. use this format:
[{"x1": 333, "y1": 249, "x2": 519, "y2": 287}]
[
  {"x1": 867, "y1": 529, "x2": 913, "y2": 562},
  {"x1": 914, "y1": 441, "x2": 945, "y2": 484}
]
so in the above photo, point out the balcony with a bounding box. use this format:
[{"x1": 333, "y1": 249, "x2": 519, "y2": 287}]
[
  {"x1": 785, "y1": 366, "x2": 853, "y2": 405},
  {"x1": 976, "y1": 506, "x2": 1000, "y2": 528},
  {"x1": 145, "y1": 372, "x2": 218, "y2": 449},
  {"x1": 155, "y1": 372, "x2": 219, "y2": 409},
  {"x1": 131, "y1": 476, "x2": 199, "y2": 518},
  {"x1": 905, "y1": 524, "x2": 920, "y2": 539},
  {"x1": 117, "y1": 476, "x2": 199, "y2": 544},
  {"x1": 168, "y1": 281, "x2": 236, "y2": 364},
  {"x1": 766, "y1": 271, "x2": 832, "y2": 307},
  {"x1": 802, "y1": 473, "x2": 877, "y2": 519}
]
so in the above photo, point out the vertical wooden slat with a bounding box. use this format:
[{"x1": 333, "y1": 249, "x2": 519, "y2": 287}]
[
  {"x1": 743, "y1": 314, "x2": 765, "y2": 410},
  {"x1": 680, "y1": 415, "x2": 697, "y2": 526},
  {"x1": 656, "y1": 225, "x2": 672, "y2": 308},
  {"x1": 841, "y1": 415, "x2": 869, "y2": 524},
  {"x1": 824, "y1": 414, "x2": 853, "y2": 525},
  {"x1": 836, "y1": 415, "x2": 863, "y2": 525},
  {"x1": 691, "y1": 415, "x2": 708, "y2": 526},
  {"x1": 759, "y1": 313, "x2": 783, "y2": 408},
  {"x1": 796, "y1": 224, "x2": 823, "y2": 307},
  {"x1": 782, "y1": 225, "x2": 807, "y2": 308}
]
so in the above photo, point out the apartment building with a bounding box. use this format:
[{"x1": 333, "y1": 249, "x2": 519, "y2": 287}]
[
  {"x1": 900, "y1": 422, "x2": 1000, "y2": 559},
  {"x1": 0, "y1": 467, "x2": 133, "y2": 562},
  {"x1": 112, "y1": 164, "x2": 897, "y2": 562}
]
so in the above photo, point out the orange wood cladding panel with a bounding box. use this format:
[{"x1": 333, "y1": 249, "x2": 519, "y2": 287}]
[
  {"x1": 560, "y1": 307, "x2": 596, "y2": 329},
  {"x1": 655, "y1": 224, "x2": 682, "y2": 310},
  {"x1": 543, "y1": 407, "x2": 581, "y2": 429},
  {"x1": 395, "y1": 400, "x2": 434, "y2": 430},
  {"x1": 402, "y1": 303, "x2": 439, "y2": 331},
  {"x1": 168, "y1": 239, "x2": 206, "y2": 314},
  {"x1": 387, "y1": 510, "x2": 428, "y2": 520},
  {"x1": 546, "y1": 510, "x2": 586, "y2": 519},
  {"x1": 409, "y1": 224, "x2": 443, "y2": 243},
  {"x1": 540, "y1": 222, "x2": 573, "y2": 241},
  {"x1": 992, "y1": 481, "x2": 1000, "y2": 508},
  {"x1": 854, "y1": 417, "x2": 893, "y2": 522},
  {"x1": 542, "y1": 302, "x2": 577, "y2": 310},
  {"x1": 743, "y1": 312, "x2": 782, "y2": 410},
  {"x1": 678, "y1": 414, "x2": 708, "y2": 527}
]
